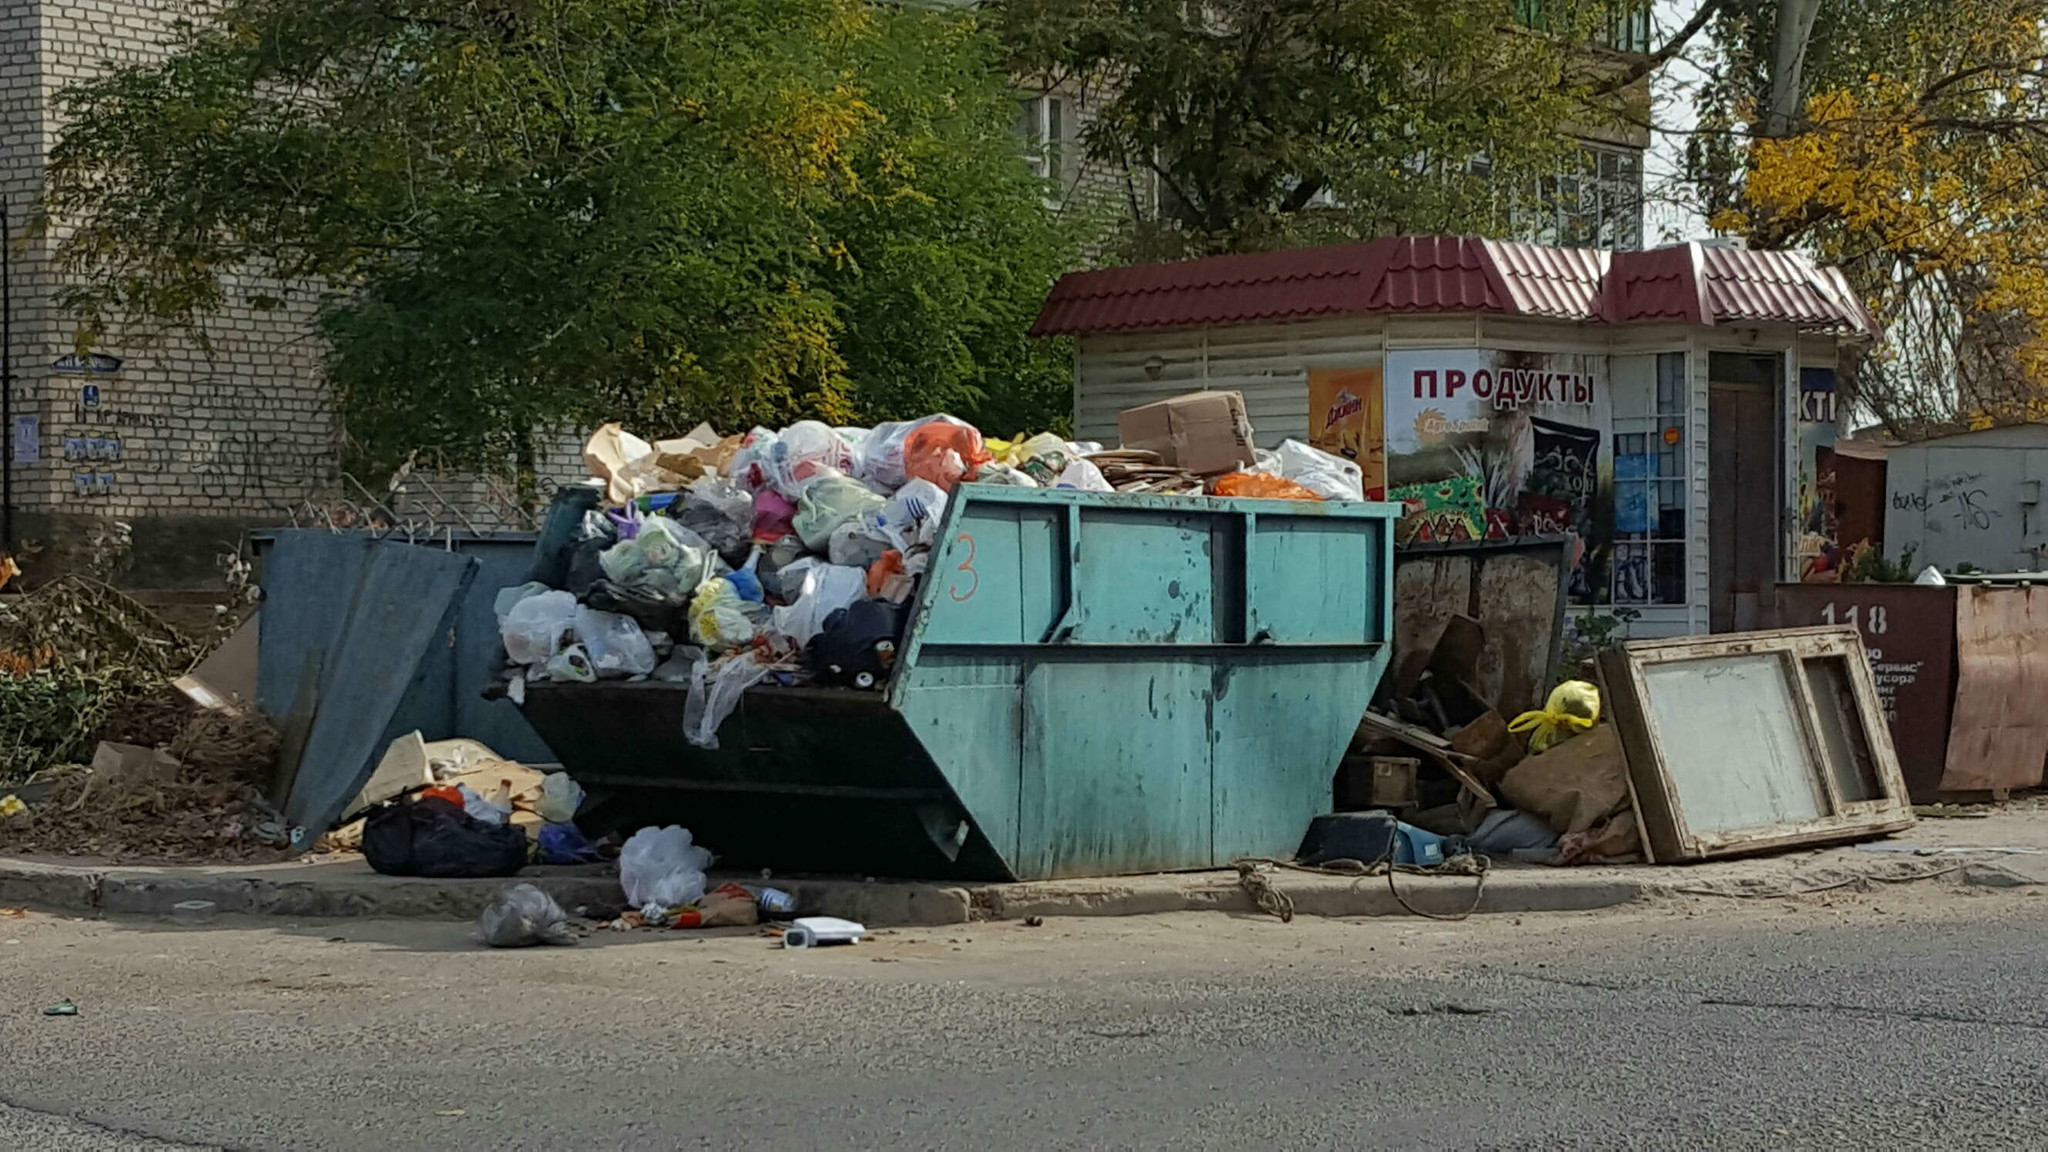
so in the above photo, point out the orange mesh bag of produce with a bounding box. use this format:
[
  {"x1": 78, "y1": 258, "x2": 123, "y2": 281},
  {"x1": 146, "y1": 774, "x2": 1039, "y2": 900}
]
[{"x1": 1209, "y1": 472, "x2": 1323, "y2": 501}]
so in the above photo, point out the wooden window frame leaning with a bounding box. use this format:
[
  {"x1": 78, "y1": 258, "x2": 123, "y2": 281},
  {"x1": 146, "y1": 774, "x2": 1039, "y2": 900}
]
[{"x1": 1597, "y1": 626, "x2": 1916, "y2": 863}]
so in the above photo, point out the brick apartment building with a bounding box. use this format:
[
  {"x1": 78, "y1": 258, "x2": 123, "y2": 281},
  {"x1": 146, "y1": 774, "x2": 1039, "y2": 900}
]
[{"x1": 1, "y1": 0, "x2": 337, "y2": 595}]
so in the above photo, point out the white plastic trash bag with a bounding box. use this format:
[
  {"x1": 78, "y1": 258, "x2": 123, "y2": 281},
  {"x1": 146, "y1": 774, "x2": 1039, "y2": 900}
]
[
  {"x1": 619, "y1": 826, "x2": 712, "y2": 910},
  {"x1": 536, "y1": 772, "x2": 586, "y2": 824},
  {"x1": 854, "y1": 417, "x2": 942, "y2": 489},
  {"x1": 493, "y1": 581, "x2": 551, "y2": 623},
  {"x1": 479, "y1": 883, "x2": 577, "y2": 948},
  {"x1": 501, "y1": 590, "x2": 578, "y2": 666},
  {"x1": 1266, "y1": 439, "x2": 1365, "y2": 501},
  {"x1": 683, "y1": 652, "x2": 774, "y2": 749},
  {"x1": 874, "y1": 478, "x2": 949, "y2": 553},
  {"x1": 726, "y1": 427, "x2": 781, "y2": 492},
  {"x1": 772, "y1": 563, "x2": 867, "y2": 646},
  {"x1": 794, "y1": 474, "x2": 886, "y2": 553},
  {"x1": 573, "y1": 606, "x2": 658, "y2": 677},
  {"x1": 765, "y1": 420, "x2": 855, "y2": 497},
  {"x1": 545, "y1": 643, "x2": 596, "y2": 682},
  {"x1": 1054, "y1": 458, "x2": 1114, "y2": 492},
  {"x1": 828, "y1": 520, "x2": 892, "y2": 569}
]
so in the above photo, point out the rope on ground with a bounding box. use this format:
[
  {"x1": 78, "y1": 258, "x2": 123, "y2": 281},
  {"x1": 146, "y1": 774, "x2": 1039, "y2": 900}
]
[
  {"x1": 1232, "y1": 853, "x2": 1493, "y2": 923},
  {"x1": 1667, "y1": 861, "x2": 1966, "y2": 898},
  {"x1": 1234, "y1": 859, "x2": 1294, "y2": 922}
]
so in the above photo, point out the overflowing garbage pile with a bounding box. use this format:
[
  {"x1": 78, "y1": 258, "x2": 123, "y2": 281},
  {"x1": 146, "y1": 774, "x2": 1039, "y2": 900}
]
[
  {"x1": 1336, "y1": 674, "x2": 1641, "y2": 868},
  {"x1": 350, "y1": 733, "x2": 602, "y2": 874},
  {"x1": 496, "y1": 398, "x2": 1367, "y2": 748}
]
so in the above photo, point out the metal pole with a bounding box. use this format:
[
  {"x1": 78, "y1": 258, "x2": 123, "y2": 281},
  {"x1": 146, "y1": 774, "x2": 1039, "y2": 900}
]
[{"x1": 2, "y1": 196, "x2": 13, "y2": 552}]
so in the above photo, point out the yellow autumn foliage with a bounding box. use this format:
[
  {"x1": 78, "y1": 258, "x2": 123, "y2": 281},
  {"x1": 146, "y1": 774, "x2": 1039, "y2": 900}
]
[{"x1": 1726, "y1": 7, "x2": 2048, "y2": 426}]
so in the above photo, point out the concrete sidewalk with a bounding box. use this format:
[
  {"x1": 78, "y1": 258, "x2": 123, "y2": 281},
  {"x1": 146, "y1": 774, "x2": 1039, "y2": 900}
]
[{"x1": 4, "y1": 800, "x2": 2047, "y2": 927}]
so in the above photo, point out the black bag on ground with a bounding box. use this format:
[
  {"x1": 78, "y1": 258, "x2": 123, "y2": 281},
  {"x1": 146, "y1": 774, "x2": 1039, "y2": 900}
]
[
  {"x1": 808, "y1": 598, "x2": 908, "y2": 689},
  {"x1": 363, "y1": 796, "x2": 528, "y2": 878}
]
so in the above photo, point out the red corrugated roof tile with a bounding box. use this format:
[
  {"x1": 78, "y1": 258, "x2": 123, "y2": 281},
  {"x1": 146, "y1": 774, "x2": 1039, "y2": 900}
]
[{"x1": 1030, "y1": 237, "x2": 1877, "y2": 338}]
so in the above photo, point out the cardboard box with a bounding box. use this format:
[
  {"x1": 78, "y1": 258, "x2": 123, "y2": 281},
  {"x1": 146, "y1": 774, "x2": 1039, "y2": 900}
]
[{"x1": 1117, "y1": 391, "x2": 1256, "y2": 475}]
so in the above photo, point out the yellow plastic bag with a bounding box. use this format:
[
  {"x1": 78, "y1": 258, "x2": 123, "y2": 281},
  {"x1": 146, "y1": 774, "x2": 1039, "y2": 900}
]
[
  {"x1": 1507, "y1": 680, "x2": 1601, "y2": 753},
  {"x1": 688, "y1": 577, "x2": 766, "y2": 653}
]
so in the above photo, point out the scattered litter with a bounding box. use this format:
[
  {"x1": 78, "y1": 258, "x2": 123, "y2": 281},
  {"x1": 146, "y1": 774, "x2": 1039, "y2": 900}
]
[
  {"x1": 479, "y1": 884, "x2": 578, "y2": 947},
  {"x1": 170, "y1": 899, "x2": 217, "y2": 923},
  {"x1": 42, "y1": 999, "x2": 78, "y2": 1017},
  {"x1": 783, "y1": 916, "x2": 866, "y2": 948}
]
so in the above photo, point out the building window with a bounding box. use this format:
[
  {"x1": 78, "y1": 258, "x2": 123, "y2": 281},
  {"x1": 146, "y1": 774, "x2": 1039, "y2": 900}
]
[
  {"x1": 1611, "y1": 352, "x2": 1688, "y2": 606},
  {"x1": 1517, "y1": 0, "x2": 1652, "y2": 52},
  {"x1": 1596, "y1": 3, "x2": 1653, "y2": 53},
  {"x1": 1527, "y1": 142, "x2": 1643, "y2": 251},
  {"x1": 1016, "y1": 94, "x2": 1068, "y2": 199}
]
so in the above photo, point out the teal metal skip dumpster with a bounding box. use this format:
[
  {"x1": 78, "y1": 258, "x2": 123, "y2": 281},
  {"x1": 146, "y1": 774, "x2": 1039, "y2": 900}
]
[{"x1": 514, "y1": 485, "x2": 1397, "y2": 881}]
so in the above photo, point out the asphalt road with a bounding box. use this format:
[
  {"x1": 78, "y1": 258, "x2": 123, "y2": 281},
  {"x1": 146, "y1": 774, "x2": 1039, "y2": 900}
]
[{"x1": 4, "y1": 886, "x2": 2048, "y2": 1151}]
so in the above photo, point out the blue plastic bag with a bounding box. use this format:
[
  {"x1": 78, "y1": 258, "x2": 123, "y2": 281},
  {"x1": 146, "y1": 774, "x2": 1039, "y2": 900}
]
[{"x1": 538, "y1": 821, "x2": 600, "y2": 865}]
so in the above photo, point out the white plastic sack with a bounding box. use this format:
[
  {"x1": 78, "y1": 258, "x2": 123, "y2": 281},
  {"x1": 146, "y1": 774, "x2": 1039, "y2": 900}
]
[
  {"x1": 726, "y1": 427, "x2": 781, "y2": 492},
  {"x1": 573, "y1": 606, "x2": 658, "y2": 677},
  {"x1": 1054, "y1": 458, "x2": 1114, "y2": 492},
  {"x1": 479, "y1": 883, "x2": 577, "y2": 948},
  {"x1": 537, "y1": 772, "x2": 586, "y2": 824},
  {"x1": 794, "y1": 474, "x2": 886, "y2": 553},
  {"x1": 873, "y1": 477, "x2": 949, "y2": 553},
  {"x1": 545, "y1": 643, "x2": 596, "y2": 682},
  {"x1": 765, "y1": 420, "x2": 855, "y2": 497},
  {"x1": 827, "y1": 520, "x2": 892, "y2": 569},
  {"x1": 493, "y1": 581, "x2": 551, "y2": 623},
  {"x1": 501, "y1": 590, "x2": 578, "y2": 666},
  {"x1": 771, "y1": 563, "x2": 867, "y2": 646},
  {"x1": 601, "y1": 518, "x2": 720, "y2": 602},
  {"x1": 619, "y1": 826, "x2": 713, "y2": 910},
  {"x1": 854, "y1": 417, "x2": 942, "y2": 489},
  {"x1": 459, "y1": 782, "x2": 512, "y2": 825},
  {"x1": 1267, "y1": 438, "x2": 1365, "y2": 501},
  {"x1": 683, "y1": 652, "x2": 775, "y2": 749}
]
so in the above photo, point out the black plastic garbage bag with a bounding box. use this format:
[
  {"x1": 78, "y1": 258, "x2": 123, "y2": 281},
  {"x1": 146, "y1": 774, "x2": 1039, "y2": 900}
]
[
  {"x1": 363, "y1": 796, "x2": 528, "y2": 878},
  {"x1": 808, "y1": 598, "x2": 908, "y2": 689},
  {"x1": 583, "y1": 578, "x2": 686, "y2": 637},
  {"x1": 562, "y1": 513, "x2": 619, "y2": 599}
]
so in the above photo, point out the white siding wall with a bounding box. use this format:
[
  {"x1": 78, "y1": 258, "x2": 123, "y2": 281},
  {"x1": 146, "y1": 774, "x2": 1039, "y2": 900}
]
[
  {"x1": 1074, "y1": 316, "x2": 1389, "y2": 447},
  {"x1": 1075, "y1": 312, "x2": 1838, "y2": 640}
]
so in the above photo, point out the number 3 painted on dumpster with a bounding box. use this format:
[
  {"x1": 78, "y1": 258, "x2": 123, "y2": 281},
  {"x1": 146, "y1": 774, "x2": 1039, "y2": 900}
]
[{"x1": 948, "y1": 533, "x2": 979, "y2": 602}]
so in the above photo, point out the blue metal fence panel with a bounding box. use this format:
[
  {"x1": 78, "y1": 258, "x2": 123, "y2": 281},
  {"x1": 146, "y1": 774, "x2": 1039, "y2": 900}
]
[
  {"x1": 280, "y1": 541, "x2": 477, "y2": 839},
  {"x1": 255, "y1": 531, "x2": 553, "y2": 764}
]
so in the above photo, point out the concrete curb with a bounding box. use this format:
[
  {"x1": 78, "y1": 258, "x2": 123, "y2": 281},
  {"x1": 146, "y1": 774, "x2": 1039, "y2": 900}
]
[
  {"x1": 982, "y1": 869, "x2": 1652, "y2": 921},
  {"x1": 0, "y1": 849, "x2": 2017, "y2": 928},
  {"x1": 0, "y1": 859, "x2": 978, "y2": 927}
]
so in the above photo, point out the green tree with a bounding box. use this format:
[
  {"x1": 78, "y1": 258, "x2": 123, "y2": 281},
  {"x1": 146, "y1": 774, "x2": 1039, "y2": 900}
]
[
  {"x1": 43, "y1": 0, "x2": 1081, "y2": 475},
  {"x1": 993, "y1": 0, "x2": 1639, "y2": 259},
  {"x1": 1686, "y1": 0, "x2": 2048, "y2": 432}
]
